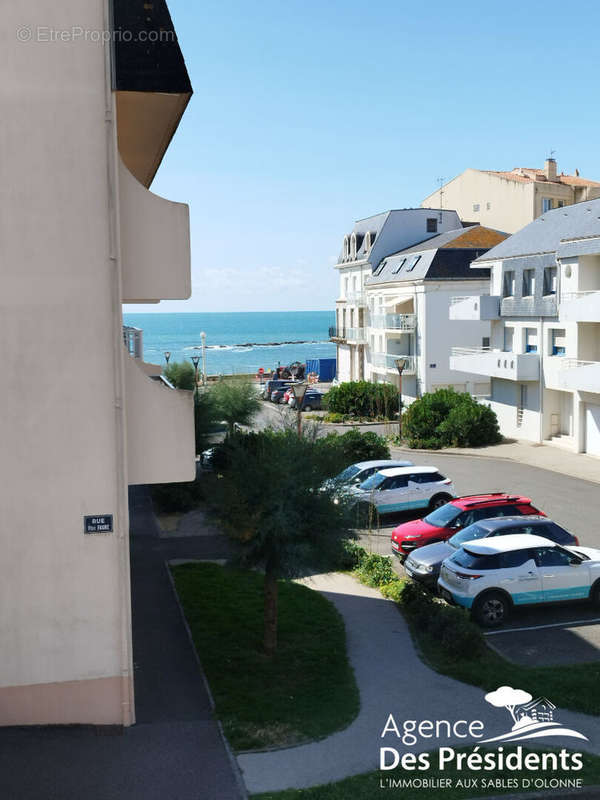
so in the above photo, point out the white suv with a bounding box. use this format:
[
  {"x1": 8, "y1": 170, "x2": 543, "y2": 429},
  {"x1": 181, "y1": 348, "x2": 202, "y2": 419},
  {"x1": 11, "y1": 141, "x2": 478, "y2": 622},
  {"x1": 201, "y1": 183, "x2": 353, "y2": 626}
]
[
  {"x1": 349, "y1": 466, "x2": 455, "y2": 521},
  {"x1": 438, "y1": 533, "x2": 600, "y2": 627}
]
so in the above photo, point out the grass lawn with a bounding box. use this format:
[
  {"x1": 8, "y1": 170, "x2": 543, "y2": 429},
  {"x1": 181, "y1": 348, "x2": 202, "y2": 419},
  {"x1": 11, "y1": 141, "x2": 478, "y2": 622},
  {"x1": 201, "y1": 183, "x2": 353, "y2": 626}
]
[
  {"x1": 252, "y1": 747, "x2": 600, "y2": 799},
  {"x1": 171, "y1": 562, "x2": 359, "y2": 751}
]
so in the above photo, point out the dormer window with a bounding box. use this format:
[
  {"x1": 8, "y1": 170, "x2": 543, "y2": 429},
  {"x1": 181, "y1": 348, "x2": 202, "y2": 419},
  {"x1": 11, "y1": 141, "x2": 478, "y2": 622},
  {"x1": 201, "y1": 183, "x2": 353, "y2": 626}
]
[
  {"x1": 364, "y1": 232, "x2": 371, "y2": 251},
  {"x1": 343, "y1": 236, "x2": 349, "y2": 261},
  {"x1": 350, "y1": 233, "x2": 357, "y2": 259}
]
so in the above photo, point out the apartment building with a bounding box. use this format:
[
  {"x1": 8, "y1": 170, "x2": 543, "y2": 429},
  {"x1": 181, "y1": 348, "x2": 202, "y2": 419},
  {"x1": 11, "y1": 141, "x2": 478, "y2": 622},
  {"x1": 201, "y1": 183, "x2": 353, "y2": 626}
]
[
  {"x1": 331, "y1": 209, "x2": 465, "y2": 382},
  {"x1": 0, "y1": 0, "x2": 194, "y2": 726},
  {"x1": 422, "y1": 159, "x2": 600, "y2": 234},
  {"x1": 450, "y1": 199, "x2": 600, "y2": 455}
]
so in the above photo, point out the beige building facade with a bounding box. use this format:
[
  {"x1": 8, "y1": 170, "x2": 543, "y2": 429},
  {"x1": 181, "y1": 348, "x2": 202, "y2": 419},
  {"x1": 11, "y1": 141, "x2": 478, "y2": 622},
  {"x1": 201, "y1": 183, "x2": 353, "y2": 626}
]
[
  {"x1": 422, "y1": 160, "x2": 600, "y2": 234},
  {"x1": 0, "y1": 0, "x2": 195, "y2": 727}
]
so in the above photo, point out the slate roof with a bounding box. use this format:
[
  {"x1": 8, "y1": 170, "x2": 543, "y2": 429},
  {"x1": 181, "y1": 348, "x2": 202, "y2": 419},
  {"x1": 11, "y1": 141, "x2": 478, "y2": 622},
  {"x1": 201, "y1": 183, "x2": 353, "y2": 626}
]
[
  {"x1": 365, "y1": 226, "x2": 505, "y2": 285},
  {"x1": 473, "y1": 198, "x2": 600, "y2": 263}
]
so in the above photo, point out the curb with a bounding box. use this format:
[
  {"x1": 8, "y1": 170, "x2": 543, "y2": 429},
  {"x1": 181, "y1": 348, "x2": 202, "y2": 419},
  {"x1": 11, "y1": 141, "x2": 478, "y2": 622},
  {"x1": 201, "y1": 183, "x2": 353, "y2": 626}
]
[{"x1": 165, "y1": 561, "x2": 249, "y2": 800}]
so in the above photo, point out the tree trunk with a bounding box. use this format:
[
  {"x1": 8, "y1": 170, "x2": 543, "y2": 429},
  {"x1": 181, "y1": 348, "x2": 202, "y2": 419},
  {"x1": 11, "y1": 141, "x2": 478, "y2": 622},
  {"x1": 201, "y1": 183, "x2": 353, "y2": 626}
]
[{"x1": 264, "y1": 565, "x2": 278, "y2": 657}]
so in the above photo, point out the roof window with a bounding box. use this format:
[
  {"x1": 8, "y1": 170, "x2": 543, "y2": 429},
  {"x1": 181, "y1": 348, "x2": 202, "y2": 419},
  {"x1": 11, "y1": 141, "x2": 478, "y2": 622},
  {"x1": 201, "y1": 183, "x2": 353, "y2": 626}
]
[{"x1": 406, "y1": 255, "x2": 421, "y2": 272}]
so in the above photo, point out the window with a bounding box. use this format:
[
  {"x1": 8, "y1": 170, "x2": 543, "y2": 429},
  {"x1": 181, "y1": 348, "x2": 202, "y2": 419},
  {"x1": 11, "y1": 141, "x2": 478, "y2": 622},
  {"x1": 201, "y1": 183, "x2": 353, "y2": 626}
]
[
  {"x1": 482, "y1": 337, "x2": 490, "y2": 349},
  {"x1": 540, "y1": 522, "x2": 574, "y2": 545},
  {"x1": 406, "y1": 255, "x2": 421, "y2": 272},
  {"x1": 382, "y1": 476, "x2": 409, "y2": 490},
  {"x1": 503, "y1": 270, "x2": 515, "y2": 297},
  {"x1": 426, "y1": 218, "x2": 438, "y2": 233},
  {"x1": 372, "y1": 261, "x2": 386, "y2": 277},
  {"x1": 542, "y1": 197, "x2": 553, "y2": 213},
  {"x1": 350, "y1": 233, "x2": 357, "y2": 259},
  {"x1": 557, "y1": 200, "x2": 565, "y2": 208},
  {"x1": 525, "y1": 328, "x2": 538, "y2": 353},
  {"x1": 391, "y1": 258, "x2": 406, "y2": 275},
  {"x1": 473, "y1": 203, "x2": 480, "y2": 212},
  {"x1": 486, "y1": 202, "x2": 492, "y2": 210},
  {"x1": 551, "y1": 329, "x2": 566, "y2": 356},
  {"x1": 499, "y1": 550, "x2": 533, "y2": 569},
  {"x1": 343, "y1": 236, "x2": 349, "y2": 260},
  {"x1": 503, "y1": 327, "x2": 514, "y2": 352},
  {"x1": 543, "y1": 266, "x2": 557, "y2": 296},
  {"x1": 522, "y1": 269, "x2": 535, "y2": 297},
  {"x1": 410, "y1": 472, "x2": 445, "y2": 484},
  {"x1": 533, "y1": 547, "x2": 573, "y2": 567},
  {"x1": 450, "y1": 549, "x2": 501, "y2": 571}
]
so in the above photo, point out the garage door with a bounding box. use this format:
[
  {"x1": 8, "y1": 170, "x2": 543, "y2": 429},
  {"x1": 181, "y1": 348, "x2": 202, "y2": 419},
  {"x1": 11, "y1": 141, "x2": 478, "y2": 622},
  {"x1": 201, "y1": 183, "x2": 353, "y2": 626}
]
[{"x1": 585, "y1": 404, "x2": 600, "y2": 457}]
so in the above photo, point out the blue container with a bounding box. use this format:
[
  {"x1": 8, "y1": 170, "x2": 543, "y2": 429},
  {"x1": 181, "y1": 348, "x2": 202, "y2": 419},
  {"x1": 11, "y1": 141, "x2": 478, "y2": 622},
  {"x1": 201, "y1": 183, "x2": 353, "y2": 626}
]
[{"x1": 306, "y1": 357, "x2": 337, "y2": 382}]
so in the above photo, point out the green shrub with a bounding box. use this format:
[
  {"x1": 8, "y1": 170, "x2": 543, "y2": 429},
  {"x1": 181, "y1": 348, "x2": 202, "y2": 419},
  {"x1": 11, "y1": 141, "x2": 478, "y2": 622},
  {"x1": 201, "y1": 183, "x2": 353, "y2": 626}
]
[
  {"x1": 339, "y1": 540, "x2": 367, "y2": 570},
  {"x1": 324, "y1": 412, "x2": 346, "y2": 423},
  {"x1": 151, "y1": 478, "x2": 207, "y2": 513},
  {"x1": 355, "y1": 553, "x2": 396, "y2": 587},
  {"x1": 164, "y1": 361, "x2": 196, "y2": 390},
  {"x1": 324, "y1": 381, "x2": 399, "y2": 419},
  {"x1": 402, "y1": 389, "x2": 501, "y2": 449}
]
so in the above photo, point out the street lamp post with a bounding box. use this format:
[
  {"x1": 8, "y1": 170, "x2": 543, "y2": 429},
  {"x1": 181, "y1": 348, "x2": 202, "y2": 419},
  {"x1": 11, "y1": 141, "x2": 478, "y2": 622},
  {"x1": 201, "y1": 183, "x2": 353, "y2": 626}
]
[
  {"x1": 394, "y1": 358, "x2": 408, "y2": 438},
  {"x1": 191, "y1": 356, "x2": 200, "y2": 398},
  {"x1": 291, "y1": 381, "x2": 308, "y2": 437},
  {"x1": 164, "y1": 351, "x2": 171, "y2": 365},
  {"x1": 200, "y1": 331, "x2": 207, "y2": 386}
]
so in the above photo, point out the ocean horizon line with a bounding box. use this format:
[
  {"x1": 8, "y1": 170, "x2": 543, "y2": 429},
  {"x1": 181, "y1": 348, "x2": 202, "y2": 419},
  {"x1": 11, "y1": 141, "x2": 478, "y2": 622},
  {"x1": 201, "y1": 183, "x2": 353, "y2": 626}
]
[{"x1": 123, "y1": 309, "x2": 333, "y2": 316}]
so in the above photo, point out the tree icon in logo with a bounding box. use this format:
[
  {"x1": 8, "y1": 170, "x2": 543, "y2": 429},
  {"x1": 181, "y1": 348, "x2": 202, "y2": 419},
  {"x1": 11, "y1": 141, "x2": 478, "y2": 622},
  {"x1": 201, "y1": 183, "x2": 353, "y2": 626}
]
[{"x1": 485, "y1": 686, "x2": 533, "y2": 729}]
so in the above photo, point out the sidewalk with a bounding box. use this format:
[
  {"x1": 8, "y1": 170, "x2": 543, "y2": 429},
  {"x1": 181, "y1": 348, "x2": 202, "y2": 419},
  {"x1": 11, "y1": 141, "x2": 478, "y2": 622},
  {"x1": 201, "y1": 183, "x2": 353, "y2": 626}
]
[
  {"x1": 237, "y1": 573, "x2": 600, "y2": 795},
  {"x1": 390, "y1": 440, "x2": 600, "y2": 485}
]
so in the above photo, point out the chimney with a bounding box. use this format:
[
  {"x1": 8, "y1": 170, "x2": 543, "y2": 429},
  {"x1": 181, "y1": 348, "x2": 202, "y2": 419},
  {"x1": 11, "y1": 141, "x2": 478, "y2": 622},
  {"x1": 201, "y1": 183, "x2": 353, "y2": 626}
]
[{"x1": 545, "y1": 158, "x2": 557, "y2": 181}]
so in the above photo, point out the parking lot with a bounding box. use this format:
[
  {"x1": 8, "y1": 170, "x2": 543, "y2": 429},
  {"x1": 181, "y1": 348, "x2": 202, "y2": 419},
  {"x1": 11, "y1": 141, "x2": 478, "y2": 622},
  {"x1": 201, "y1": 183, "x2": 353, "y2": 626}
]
[{"x1": 356, "y1": 448, "x2": 600, "y2": 665}]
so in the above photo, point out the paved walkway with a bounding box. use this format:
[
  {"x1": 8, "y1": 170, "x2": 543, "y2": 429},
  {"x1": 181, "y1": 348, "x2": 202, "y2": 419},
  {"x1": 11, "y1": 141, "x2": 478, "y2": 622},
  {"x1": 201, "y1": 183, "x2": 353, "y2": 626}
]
[
  {"x1": 390, "y1": 439, "x2": 600, "y2": 485},
  {"x1": 237, "y1": 573, "x2": 600, "y2": 795},
  {"x1": 0, "y1": 487, "x2": 245, "y2": 800}
]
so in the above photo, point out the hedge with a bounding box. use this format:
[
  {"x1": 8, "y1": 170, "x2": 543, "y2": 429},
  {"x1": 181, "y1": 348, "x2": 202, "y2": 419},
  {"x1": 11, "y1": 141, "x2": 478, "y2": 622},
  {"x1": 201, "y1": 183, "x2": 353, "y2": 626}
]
[{"x1": 325, "y1": 381, "x2": 399, "y2": 419}]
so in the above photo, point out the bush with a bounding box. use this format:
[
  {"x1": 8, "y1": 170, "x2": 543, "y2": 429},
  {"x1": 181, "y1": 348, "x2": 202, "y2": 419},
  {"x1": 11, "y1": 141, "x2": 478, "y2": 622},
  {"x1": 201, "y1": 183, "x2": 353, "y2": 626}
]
[
  {"x1": 209, "y1": 379, "x2": 260, "y2": 433},
  {"x1": 402, "y1": 389, "x2": 501, "y2": 449},
  {"x1": 338, "y1": 540, "x2": 366, "y2": 570},
  {"x1": 151, "y1": 478, "x2": 207, "y2": 513},
  {"x1": 324, "y1": 381, "x2": 399, "y2": 419},
  {"x1": 164, "y1": 361, "x2": 196, "y2": 390},
  {"x1": 355, "y1": 553, "x2": 396, "y2": 587}
]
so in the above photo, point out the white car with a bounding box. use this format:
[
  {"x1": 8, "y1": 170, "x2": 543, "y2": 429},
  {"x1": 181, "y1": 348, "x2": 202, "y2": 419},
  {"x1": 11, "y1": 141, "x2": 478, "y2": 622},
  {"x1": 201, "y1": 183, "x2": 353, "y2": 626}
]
[
  {"x1": 349, "y1": 466, "x2": 455, "y2": 519},
  {"x1": 326, "y1": 459, "x2": 415, "y2": 491},
  {"x1": 438, "y1": 533, "x2": 600, "y2": 628}
]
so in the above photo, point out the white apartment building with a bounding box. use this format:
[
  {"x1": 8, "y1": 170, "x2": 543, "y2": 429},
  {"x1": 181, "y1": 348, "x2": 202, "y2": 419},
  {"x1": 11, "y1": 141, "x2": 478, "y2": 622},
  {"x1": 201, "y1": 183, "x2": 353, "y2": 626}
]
[
  {"x1": 0, "y1": 0, "x2": 195, "y2": 726},
  {"x1": 450, "y1": 199, "x2": 600, "y2": 455},
  {"x1": 332, "y1": 211, "x2": 507, "y2": 402},
  {"x1": 422, "y1": 159, "x2": 600, "y2": 234}
]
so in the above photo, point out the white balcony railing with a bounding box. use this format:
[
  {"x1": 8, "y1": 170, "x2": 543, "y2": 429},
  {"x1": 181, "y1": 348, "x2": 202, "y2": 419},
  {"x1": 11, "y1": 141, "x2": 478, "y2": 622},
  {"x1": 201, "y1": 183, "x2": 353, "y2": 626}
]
[
  {"x1": 346, "y1": 327, "x2": 367, "y2": 343},
  {"x1": 370, "y1": 313, "x2": 416, "y2": 331},
  {"x1": 449, "y1": 295, "x2": 500, "y2": 321},
  {"x1": 370, "y1": 353, "x2": 416, "y2": 373},
  {"x1": 560, "y1": 290, "x2": 600, "y2": 323},
  {"x1": 545, "y1": 357, "x2": 600, "y2": 393},
  {"x1": 346, "y1": 291, "x2": 366, "y2": 306},
  {"x1": 450, "y1": 347, "x2": 539, "y2": 382}
]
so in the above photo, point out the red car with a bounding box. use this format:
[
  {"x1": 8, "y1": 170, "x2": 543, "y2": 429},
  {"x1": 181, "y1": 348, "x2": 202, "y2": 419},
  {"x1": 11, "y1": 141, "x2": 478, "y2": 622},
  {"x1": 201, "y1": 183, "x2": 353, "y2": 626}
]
[{"x1": 391, "y1": 493, "x2": 544, "y2": 558}]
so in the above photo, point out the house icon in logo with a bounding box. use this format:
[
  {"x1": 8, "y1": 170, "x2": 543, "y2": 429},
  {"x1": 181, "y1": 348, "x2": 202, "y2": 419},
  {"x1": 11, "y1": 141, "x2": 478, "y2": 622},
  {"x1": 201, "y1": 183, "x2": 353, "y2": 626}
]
[{"x1": 516, "y1": 698, "x2": 556, "y2": 725}]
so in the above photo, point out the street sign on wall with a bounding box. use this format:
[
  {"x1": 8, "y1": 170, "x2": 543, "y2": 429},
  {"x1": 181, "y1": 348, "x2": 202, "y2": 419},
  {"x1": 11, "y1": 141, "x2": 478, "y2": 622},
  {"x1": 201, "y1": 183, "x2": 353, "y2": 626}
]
[{"x1": 84, "y1": 515, "x2": 114, "y2": 534}]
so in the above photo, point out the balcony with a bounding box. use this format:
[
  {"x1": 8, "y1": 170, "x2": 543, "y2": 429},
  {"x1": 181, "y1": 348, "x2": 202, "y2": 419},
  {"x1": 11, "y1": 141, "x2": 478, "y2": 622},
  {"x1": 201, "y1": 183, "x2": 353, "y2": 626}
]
[
  {"x1": 501, "y1": 295, "x2": 557, "y2": 317},
  {"x1": 560, "y1": 290, "x2": 600, "y2": 323},
  {"x1": 544, "y1": 357, "x2": 600, "y2": 394},
  {"x1": 450, "y1": 348, "x2": 540, "y2": 381},
  {"x1": 346, "y1": 327, "x2": 367, "y2": 344},
  {"x1": 449, "y1": 295, "x2": 500, "y2": 321},
  {"x1": 370, "y1": 354, "x2": 416, "y2": 374},
  {"x1": 329, "y1": 326, "x2": 346, "y2": 342},
  {"x1": 370, "y1": 313, "x2": 417, "y2": 331},
  {"x1": 119, "y1": 160, "x2": 191, "y2": 303},
  {"x1": 124, "y1": 356, "x2": 195, "y2": 485},
  {"x1": 346, "y1": 291, "x2": 366, "y2": 307}
]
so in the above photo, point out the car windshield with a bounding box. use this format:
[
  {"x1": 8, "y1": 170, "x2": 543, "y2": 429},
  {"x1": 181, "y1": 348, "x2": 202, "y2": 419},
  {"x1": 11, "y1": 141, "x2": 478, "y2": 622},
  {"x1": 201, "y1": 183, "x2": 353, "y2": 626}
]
[
  {"x1": 336, "y1": 465, "x2": 361, "y2": 483},
  {"x1": 424, "y1": 503, "x2": 461, "y2": 527},
  {"x1": 360, "y1": 472, "x2": 388, "y2": 491},
  {"x1": 449, "y1": 523, "x2": 488, "y2": 549}
]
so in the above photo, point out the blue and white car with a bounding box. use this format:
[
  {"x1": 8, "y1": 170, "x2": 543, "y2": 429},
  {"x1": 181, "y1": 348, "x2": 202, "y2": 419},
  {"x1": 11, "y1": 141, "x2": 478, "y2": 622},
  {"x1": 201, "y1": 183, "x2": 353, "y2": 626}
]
[
  {"x1": 327, "y1": 459, "x2": 414, "y2": 491},
  {"x1": 349, "y1": 466, "x2": 455, "y2": 518},
  {"x1": 438, "y1": 533, "x2": 600, "y2": 628}
]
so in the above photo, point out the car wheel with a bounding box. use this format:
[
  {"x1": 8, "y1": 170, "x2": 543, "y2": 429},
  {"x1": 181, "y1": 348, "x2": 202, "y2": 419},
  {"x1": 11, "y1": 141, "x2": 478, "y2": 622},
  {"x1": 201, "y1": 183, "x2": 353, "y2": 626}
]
[
  {"x1": 429, "y1": 493, "x2": 452, "y2": 511},
  {"x1": 304, "y1": 405, "x2": 312, "y2": 412},
  {"x1": 473, "y1": 592, "x2": 509, "y2": 628},
  {"x1": 590, "y1": 582, "x2": 600, "y2": 607}
]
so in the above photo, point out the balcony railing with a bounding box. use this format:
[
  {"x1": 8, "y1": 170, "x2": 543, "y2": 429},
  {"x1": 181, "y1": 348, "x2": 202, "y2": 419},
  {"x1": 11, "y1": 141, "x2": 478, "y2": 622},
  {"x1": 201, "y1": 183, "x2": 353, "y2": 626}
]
[
  {"x1": 346, "y1": 291, "x2": 366, "y2": 306},
  {"x1": 545, "y1": 357, "x2": 600, "y2": 393},
  {"x1": 560, "y1": 290, "x2": 600, "y2": 323},
  {"x1": 450, "y1": 295, "x2": 500, "y2": 321},
  {"x1": 501, "y1": 295, "x2": 557, "y2": 317},
  {"x1": 370, "y1": 353, "x2": 416, "y2": 373},
  {"x1": 370, "y1": 313, "x2": 416, "y2": 331},
  {"x1": 329, "y1": 326, "x2": 346, "y2": 341},
  {"x1": 450, "y1": 347, "x2": 539, "y2": 381},
  {"x1": 346, "y1": 327, "x2": 367, "y2": 343}
]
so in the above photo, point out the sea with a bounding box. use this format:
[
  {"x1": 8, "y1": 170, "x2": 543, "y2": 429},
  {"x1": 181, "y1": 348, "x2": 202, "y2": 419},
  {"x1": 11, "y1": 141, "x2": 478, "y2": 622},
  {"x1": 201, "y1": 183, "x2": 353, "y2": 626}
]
[{"x1": 123, "y1": 311, "x2": 336, "y2": 375}]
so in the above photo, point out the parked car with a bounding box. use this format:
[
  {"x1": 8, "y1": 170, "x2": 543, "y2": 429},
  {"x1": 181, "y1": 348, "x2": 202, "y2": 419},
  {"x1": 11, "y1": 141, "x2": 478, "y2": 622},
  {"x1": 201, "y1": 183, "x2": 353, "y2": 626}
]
[
  {"x1": 261, "y1": 379, "x2": 295, "y2": 400},
  {"x1": 404, "y1": 515, "x2": 578, "y2": 588},
  {"x1": 271, "y1": 387, "x2": 291, "y2": 403},
  {"x1": 288, "y1": 390, "x2": 324, "y2": 411},
  {"x1": 349, "y1": 466, "x2": 455, "y2": 522},
  {"x1": 283, "y1": 387, "x2": 295, "y2": 404},
  {"x1": 325, "y1": 459, "x2": 415, "y2": 493},
  {"x1": 391, "y1": 493, "x2": 543, "y2": 559},
  {"x1": 438, "y1": 534, "x2": 600, "y2": 627}
]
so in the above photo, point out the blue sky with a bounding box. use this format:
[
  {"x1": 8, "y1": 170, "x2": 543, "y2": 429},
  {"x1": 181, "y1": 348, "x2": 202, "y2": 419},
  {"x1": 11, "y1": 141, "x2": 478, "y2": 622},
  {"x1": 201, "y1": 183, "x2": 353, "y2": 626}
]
[{"x1": 125, "y1": 0, "x2": 600, "y2": 314}]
